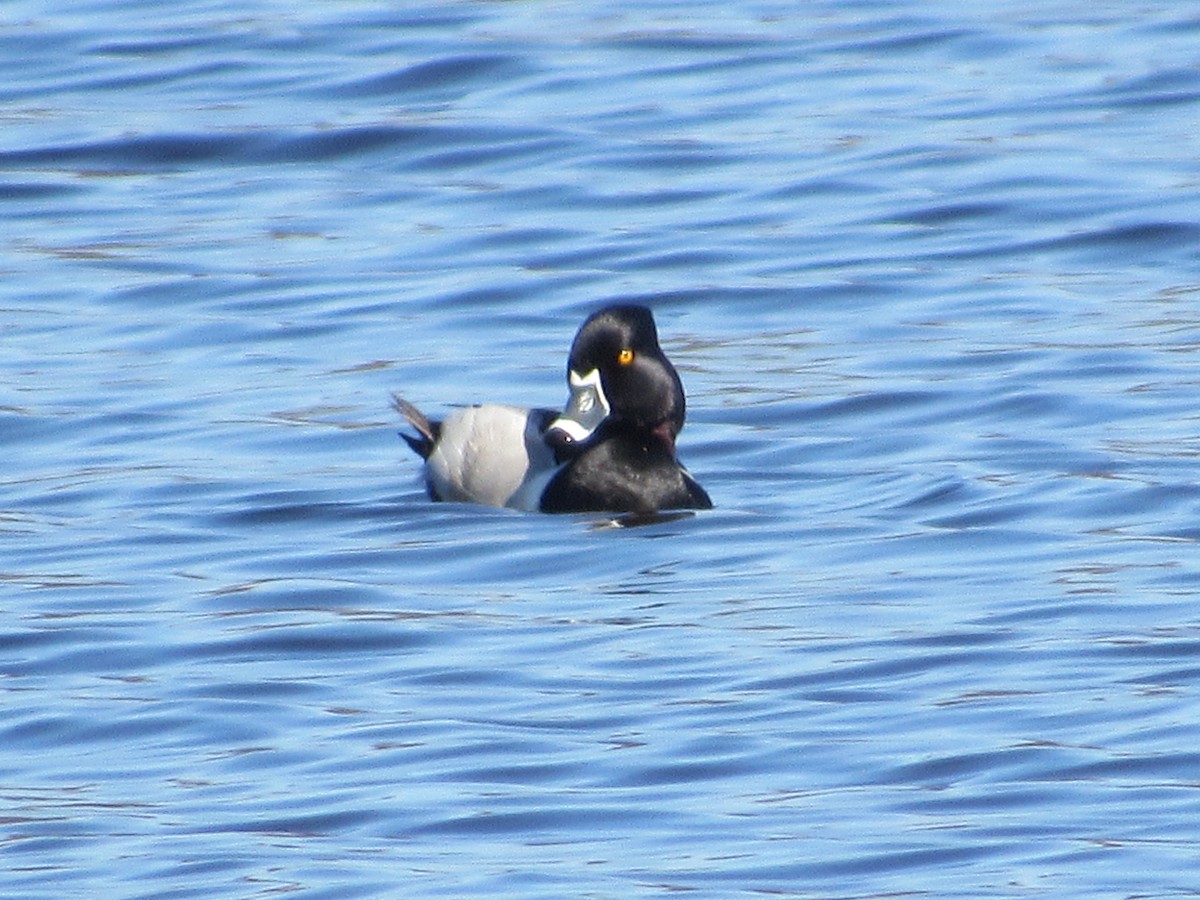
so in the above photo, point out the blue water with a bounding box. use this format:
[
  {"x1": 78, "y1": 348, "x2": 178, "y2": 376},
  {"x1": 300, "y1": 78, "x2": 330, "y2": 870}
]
[{"x1": 4, "y1": 1, "x2": 1200, "y2": 897}]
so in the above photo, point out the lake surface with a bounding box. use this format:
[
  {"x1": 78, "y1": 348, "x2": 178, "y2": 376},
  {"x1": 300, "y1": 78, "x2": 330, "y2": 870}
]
[{"x1": 4, "y1": 1, "x2": 1200, "y2": 897}]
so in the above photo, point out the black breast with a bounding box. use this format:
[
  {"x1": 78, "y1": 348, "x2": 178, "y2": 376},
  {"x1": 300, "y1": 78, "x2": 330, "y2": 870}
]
[{"x1": 539, "y1": 427, "x2": 711, "y2": 514}]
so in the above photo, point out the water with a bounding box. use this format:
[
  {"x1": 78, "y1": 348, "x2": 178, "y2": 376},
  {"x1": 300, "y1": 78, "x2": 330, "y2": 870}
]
[{"x1": 4, "y1": 1, "x2": 1200, "y2": 897}]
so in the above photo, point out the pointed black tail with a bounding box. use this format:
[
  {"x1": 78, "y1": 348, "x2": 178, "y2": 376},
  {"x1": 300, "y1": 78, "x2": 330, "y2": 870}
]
[{"x1": 391, "y1": 395, "x2": 439, "y2": 460}]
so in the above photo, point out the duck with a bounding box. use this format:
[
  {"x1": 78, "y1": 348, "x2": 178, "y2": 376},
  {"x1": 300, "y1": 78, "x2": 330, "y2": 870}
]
[{"x1": 394, "y1": 304, "x2": 711, "y2": 514}]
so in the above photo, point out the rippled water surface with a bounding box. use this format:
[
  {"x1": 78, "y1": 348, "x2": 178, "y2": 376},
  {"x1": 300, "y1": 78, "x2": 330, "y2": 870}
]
[{"x1": 5, "y1": 2, "x2": 1200, "y2": 897}]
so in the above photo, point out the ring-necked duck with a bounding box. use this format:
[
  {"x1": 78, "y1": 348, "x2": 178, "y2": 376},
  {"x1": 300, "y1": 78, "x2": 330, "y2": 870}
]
[{"x1": 394, "y1": 304, "x2": 711, "y2": 514}]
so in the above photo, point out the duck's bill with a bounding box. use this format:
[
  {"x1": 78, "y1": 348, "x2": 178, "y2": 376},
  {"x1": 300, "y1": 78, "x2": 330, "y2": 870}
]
[{"x1": 546, "y1": 368, "x2": 610, "y2": 445}]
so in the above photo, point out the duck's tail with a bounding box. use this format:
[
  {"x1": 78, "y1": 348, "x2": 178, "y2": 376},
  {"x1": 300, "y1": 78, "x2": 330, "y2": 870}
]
[{"x1": 391, "y1": 394, "x2": 439, "y2": 459}]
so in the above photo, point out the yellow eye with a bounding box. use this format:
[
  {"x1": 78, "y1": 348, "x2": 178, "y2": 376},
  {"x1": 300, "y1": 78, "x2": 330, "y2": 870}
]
[{"x1": 617, "y1": 348, "x2": 634, "y2": 366}]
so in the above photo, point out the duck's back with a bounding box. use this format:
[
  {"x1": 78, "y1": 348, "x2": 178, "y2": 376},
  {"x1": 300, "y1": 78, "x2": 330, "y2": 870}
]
[{"x1": 426, "y1": 405, "x2": 558, "y2": 510}]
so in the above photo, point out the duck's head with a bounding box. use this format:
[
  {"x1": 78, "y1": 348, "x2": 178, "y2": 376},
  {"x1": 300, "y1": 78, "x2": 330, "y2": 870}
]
[{"x1": 547, "y1": 305, "x2": 687, "y2": 452}]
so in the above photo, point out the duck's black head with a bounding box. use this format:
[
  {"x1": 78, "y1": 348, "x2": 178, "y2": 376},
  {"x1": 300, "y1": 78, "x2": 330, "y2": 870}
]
[{"x1": 547, "y1": 305, "x2": 687, "y2": 451}]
